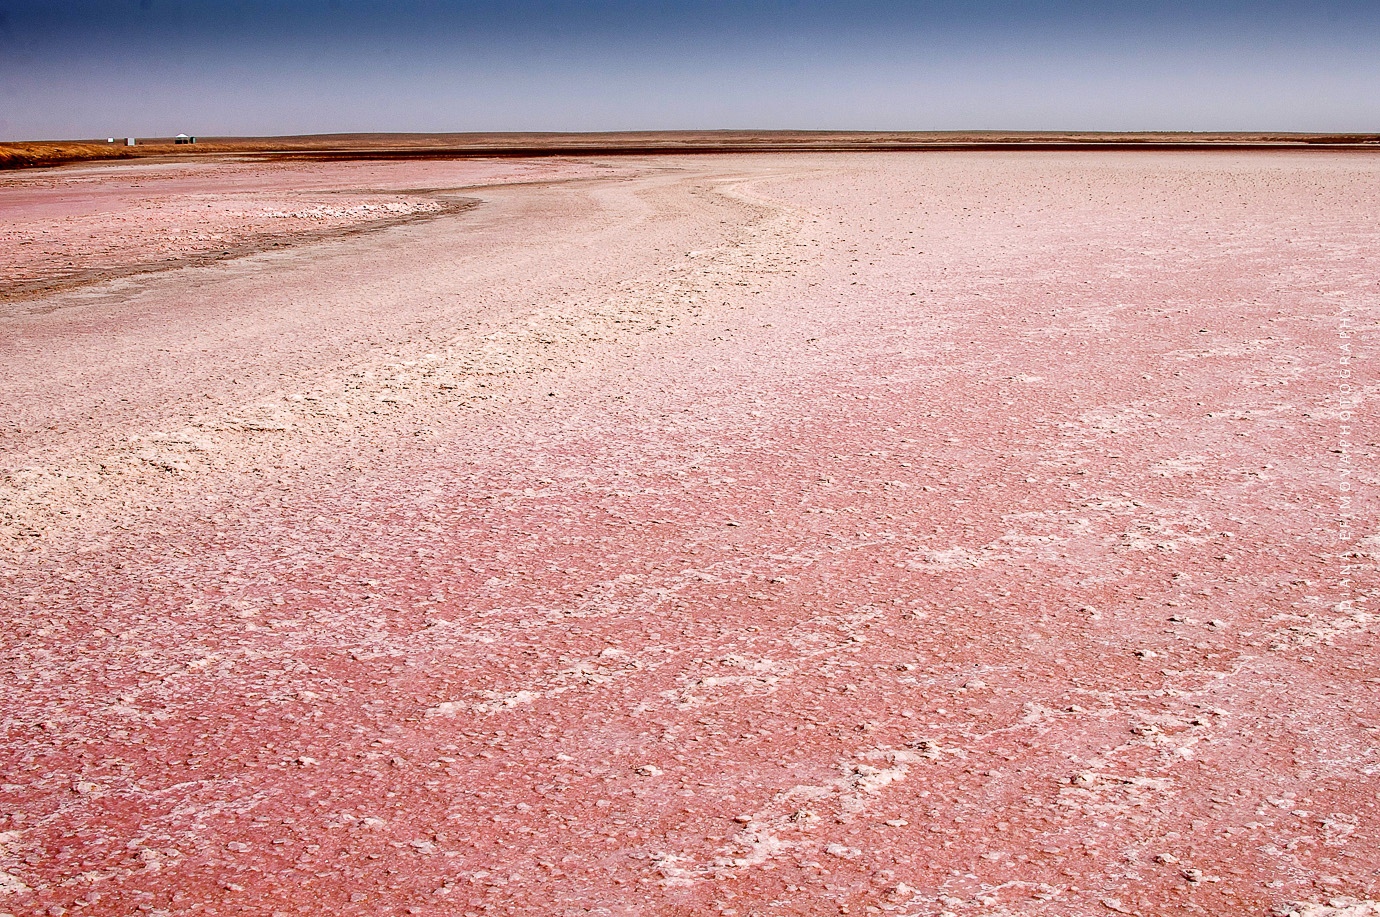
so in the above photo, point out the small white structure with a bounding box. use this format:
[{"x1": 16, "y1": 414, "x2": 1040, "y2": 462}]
[
  {"x1": 126, "y1": 137, "x2": 136, "y2": 146},
  {"x1": 107, "y1": 138, "x2": 115, "y2": 143},
  {"x1": 174, "y1": 133, "x2": 196, "y2": 145}
]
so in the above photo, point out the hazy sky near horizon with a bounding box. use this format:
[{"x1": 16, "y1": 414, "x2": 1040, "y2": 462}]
[{"x1": 1, "y1": 1, "x2": 1377, "y2": 140}]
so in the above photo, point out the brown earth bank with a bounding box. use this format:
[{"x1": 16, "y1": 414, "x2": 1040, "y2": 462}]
[
  {"x1": 0, "y1": 157, "x2": 620, "y2": 302},
  {"x1": 4, "y1": 130, "x2": 1380, "y2": 170},
  {"x1": 1, "y1": 151, "x2": 1378, "y2": 917}
]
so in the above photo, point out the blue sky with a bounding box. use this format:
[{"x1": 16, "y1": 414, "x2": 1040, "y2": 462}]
[{"x1": 1, "y1": 1, "x2": 1377, "y2": 140}]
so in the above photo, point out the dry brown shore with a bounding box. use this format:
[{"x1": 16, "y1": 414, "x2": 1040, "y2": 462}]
[{"x1": 4, "y1": 129, "x2": 1380, "y2": 170}]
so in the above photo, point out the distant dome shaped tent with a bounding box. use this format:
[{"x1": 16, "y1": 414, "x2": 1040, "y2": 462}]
[{"x1": 174, "y1": 133, "x2": 197, "y2": 144}]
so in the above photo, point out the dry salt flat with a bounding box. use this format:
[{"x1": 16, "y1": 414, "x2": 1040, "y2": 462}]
[{"x1": 1, "y1": 151, "x2": 1378, "y2": 916}]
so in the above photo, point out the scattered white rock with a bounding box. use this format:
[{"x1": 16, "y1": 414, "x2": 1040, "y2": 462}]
[
  {"x1": 0, "y1": 866, "x2": 29, "y2": 894},
  {"x1": 1286, "y1": 902, "x2": 1380, "y2": 917},
  {"x1": 428, "y1": 701, "x2": 465, "y2": 716}
]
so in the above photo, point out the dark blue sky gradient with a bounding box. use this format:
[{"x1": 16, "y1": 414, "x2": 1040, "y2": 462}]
[{"x1": 2, "y1": 1, "x2": 1377, "y2": 140}]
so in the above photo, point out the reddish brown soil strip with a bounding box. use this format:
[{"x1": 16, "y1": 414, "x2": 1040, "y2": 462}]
[
  {"x1": 1, "y1": 151, "x2": 1377, "y2": 916},
  {"x1": 5, "y1": 130, "x2": 1380, "y2": 171}
]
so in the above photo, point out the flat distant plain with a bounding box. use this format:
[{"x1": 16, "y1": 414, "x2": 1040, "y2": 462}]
[
  {"x1": 2, "y1": 146, "x2": 1377, "y2": 916},
  {"x1": 3, "y1": 129, "x2": 1379, "y2": 170}
]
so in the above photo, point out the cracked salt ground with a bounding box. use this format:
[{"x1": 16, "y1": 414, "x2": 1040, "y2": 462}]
[
  {"x1": 653, "y1": 749, "x2": 921, "y2": 884},
  {"x1": 2, "y1": 151, "x2": 1378, "y2": 915}
]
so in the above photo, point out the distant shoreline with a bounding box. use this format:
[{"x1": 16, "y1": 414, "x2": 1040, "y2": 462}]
[{"x1": 4, "y1": 130, "x2": 1380, "y2": 170}]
